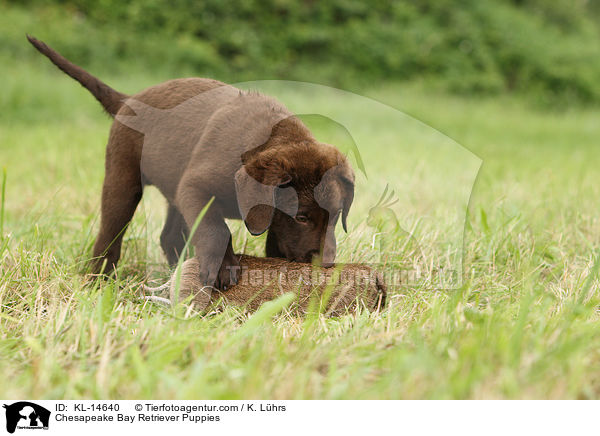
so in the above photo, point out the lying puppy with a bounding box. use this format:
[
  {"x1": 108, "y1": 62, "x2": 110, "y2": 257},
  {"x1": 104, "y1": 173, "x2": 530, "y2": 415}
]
[
  {"x1": 143, "y1": 255, "x2": 386, "y2": 316},
  {"x1": 27, "y1": 36, "x2": 355, "y2": 289}
]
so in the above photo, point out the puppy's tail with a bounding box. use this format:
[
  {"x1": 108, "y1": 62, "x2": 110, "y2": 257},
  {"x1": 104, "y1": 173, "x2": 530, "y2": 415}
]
[{"x1": 26, "y1": 35, "x2": 126, "y2": 116}]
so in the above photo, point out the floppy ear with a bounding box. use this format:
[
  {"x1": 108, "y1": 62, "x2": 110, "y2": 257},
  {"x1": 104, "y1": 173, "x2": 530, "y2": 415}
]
[
  {"x1": 314, "y1": 161, "x2": 355, "y2": 232},
  {"x1": 341, "y1": 181, "x2": 354, "y2": 232},
  {"x1": 337, "y1": 163, "x2": 355, "y2": 232},
  {"x1": 340, "y1": 177, "x2": 354, "y2": 232},
  {"x1": 234, "y1": 166, "x2": 292, "y2": 235}
]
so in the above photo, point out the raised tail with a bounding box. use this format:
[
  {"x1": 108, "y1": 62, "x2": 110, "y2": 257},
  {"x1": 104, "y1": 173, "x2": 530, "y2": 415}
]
[{"x1": 26, "y1": 35, "x2": 127, "y2": 116}]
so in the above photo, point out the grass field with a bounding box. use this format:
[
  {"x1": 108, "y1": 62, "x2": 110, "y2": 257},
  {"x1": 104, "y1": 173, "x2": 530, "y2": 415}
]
[{"x1": 2, "y1": 53, "x2": 600, "y2": 399}]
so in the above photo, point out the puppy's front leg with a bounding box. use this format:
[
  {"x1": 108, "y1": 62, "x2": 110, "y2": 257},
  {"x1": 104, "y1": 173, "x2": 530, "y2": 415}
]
[{"x1": 176, "y1": 186, "x2": 239, "y2": 290}]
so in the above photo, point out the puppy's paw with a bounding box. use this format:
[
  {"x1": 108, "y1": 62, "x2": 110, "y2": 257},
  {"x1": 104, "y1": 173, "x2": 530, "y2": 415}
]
[{"x1": 215, "y1": 255, "x2": 240, "y2": 290}]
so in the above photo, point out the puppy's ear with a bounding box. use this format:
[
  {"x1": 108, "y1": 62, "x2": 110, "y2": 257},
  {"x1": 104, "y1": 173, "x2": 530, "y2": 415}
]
[
  {"x1": 314, "y1": 160, "x2": 355, "y2": 232},
  {"x1": 341, "y1": 179, "x2": 354, "y2": 232},
  {"x1": 234, "y1": 165, "x2": 292, "y2": 235},
  {"x1": 337, "y1": 163, "x2": 355, "y2": 232}
]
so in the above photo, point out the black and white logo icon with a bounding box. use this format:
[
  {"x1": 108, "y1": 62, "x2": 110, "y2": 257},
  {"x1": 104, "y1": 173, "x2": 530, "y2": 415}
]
[{"x1": 2, "y1": 402, "x2": 50, "y2": 434}]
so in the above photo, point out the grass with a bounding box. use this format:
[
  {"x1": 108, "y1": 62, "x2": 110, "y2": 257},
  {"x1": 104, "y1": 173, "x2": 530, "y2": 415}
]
[{"x1": 2, "y1": 51, "x2": 600, "y2": 399}]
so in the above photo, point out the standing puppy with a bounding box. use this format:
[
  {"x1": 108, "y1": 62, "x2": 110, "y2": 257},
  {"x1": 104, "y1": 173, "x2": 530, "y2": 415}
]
[{"x1": 27, "y1": 36, "x2": 355, "y2": 289}]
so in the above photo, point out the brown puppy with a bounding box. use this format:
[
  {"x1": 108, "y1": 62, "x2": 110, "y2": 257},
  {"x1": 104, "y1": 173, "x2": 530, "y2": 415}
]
[{"x1": 27, "y1": 36, "x2": 355, "y2": 289}]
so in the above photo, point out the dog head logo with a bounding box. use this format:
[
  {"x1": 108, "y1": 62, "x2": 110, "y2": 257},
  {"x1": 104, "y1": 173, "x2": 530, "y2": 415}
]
[
  {"x1": 367, "y1": 184, "x2": 399, "y2": 232},
  {"x1": 3, "y1": 402, "x2": 50, "y2": 433}
]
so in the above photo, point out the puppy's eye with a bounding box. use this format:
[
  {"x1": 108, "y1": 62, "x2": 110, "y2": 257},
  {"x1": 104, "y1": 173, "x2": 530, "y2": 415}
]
[{"x1": 295, "y1": 215, "x2": 309, "y2": 224}]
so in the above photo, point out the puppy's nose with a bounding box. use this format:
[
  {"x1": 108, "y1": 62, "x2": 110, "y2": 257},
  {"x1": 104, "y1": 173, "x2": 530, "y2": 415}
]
[
  {"x1": 311, "y1": 251, "x2": 334, "y2": 268},
  {"x1": 321, "y1": 248, "x2": 336, "y2": 268}
]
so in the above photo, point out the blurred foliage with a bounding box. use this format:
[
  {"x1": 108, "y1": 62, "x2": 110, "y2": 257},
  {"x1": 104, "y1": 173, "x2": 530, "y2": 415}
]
[{"x1": 4, "y1": 0, "x2": 600, "y2": 104}]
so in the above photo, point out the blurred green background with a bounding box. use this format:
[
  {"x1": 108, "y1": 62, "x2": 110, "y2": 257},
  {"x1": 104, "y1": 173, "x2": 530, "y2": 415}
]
[{"x1": 3, "y1": 0, "x2": 600, "y2": 106}]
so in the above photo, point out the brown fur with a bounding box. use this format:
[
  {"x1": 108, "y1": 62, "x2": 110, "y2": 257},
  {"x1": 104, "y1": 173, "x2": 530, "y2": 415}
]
[
  {"x1": 145, "y1": 255, "x2": 386, "y2": 316},
  {"x1": 28, "y1": 37, "x2": 355, "y2": 289}
]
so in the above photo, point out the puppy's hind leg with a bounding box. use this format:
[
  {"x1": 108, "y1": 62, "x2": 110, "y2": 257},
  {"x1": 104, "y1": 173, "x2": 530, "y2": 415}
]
[
  {"x1": 91, "y1": 128, "x2": 143, "y2": 275},
  {"x1": 160, "y1": 204, "x2": 189, "y2": 266},
  {"x1": 91, "y1": 170, "x2": 142, "y2": 274}
]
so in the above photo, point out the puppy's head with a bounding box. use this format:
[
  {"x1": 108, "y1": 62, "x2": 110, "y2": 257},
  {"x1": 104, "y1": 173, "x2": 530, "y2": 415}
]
[{"x1": 235, "y1": 140, "x2": 354, "y2": 266}]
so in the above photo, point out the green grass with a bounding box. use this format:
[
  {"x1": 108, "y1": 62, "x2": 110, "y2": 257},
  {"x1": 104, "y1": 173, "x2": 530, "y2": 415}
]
[{"x1": 2, "y1": 55, "x2": 600, "y2": 399}]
